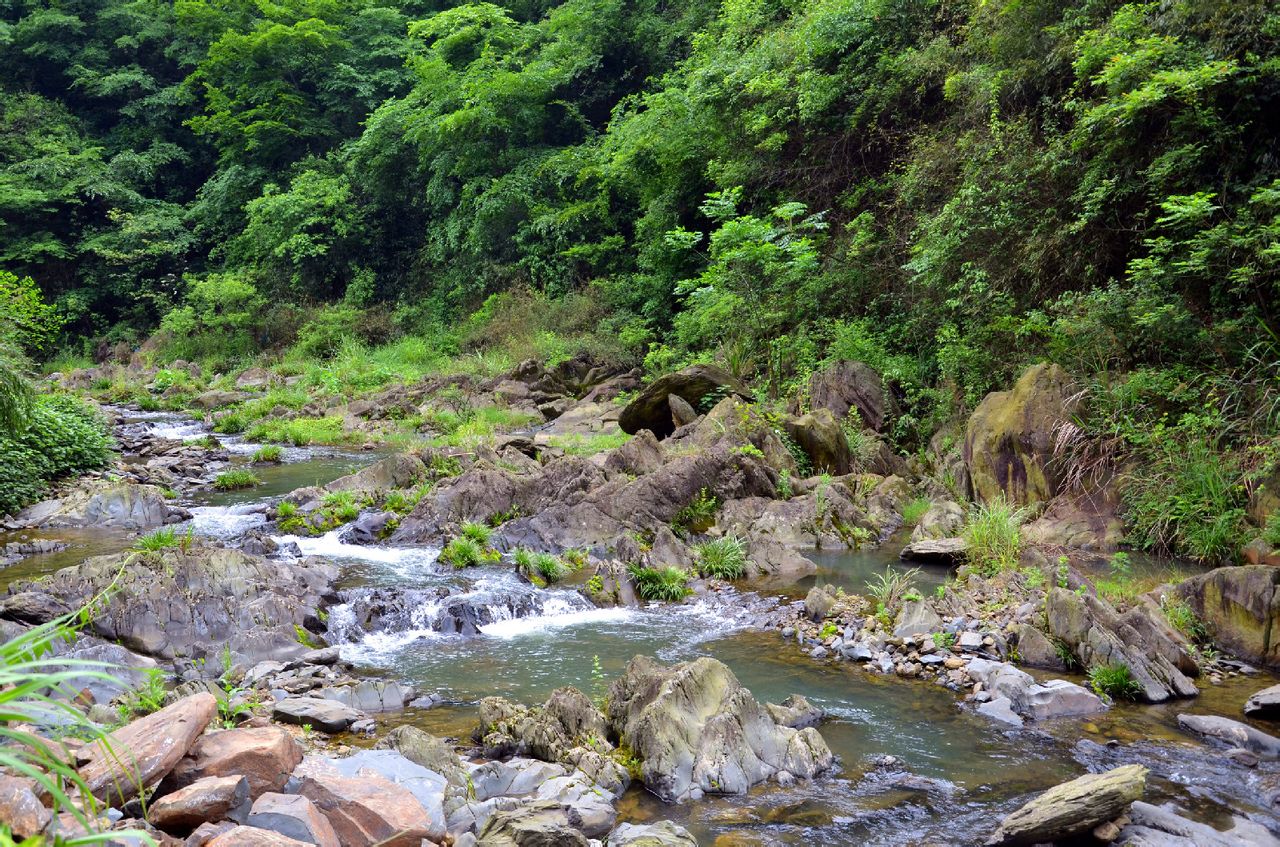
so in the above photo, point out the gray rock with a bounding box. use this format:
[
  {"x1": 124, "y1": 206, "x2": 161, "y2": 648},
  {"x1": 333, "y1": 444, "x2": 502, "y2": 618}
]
[
  {"x1": 15, "y1": 480, "x2": 179, "y2": 530},
  {"x1": 1244, "y1": 683, "x2": 1280, "y2": 719},
  {"x1": 606, "y1": 821, "x2": 698, "y2": 846},
  {"x1": 272, "y1": 697, "x2": 365, "y2": 734},
  {"x1": 247, "y1": 793, "x2": 340, "y2": 847},
  {"x1": 470, "y1": 759, "x2": 569, "y2": 802},
  {"x1": 977, "y1": 697, "x2": 1024, "y2": 727},
  {"x1": 316, "y1": 680, "x2": 408, "y2": 713},
  {"x1": 894, "y1": 600, "x2": 944, "y2": 638},
  {"x1": 987, "y1": 764, "x2": 1147, "y2": 846},
  {"x1": 534, "y1": 774, "x2": 616, "y2": 838},
  {"x1": 910, "y1": 500, "x2": 966, "y2": 542},
  {"x1": 804, "y1": 585, "x2": 836, "y2": 621},
  {"x1": 767, "y1": 694, "x2": 824, "y2": 729},
  {"x1": 1177, "y1": 713, "x2": 1280, "y2": 759},
  {"x1": 314, "y1": 750, "x2": 446, "y2": 836},
  {"x1": 619, "y1": 364, "x2": 751, "y2": 439},
  {"x1": 475, "y1": 800, "x2": 589, "y2": 846},
  {"x1": 899, "y1": 537, "x2": 967, "y2": 565},
  {"x1": 375, "y1": 726, "x2": 468, "y2": 794},
  {"x1": 966, "y1": 659, "x2": 1104, "y2": 721},
  {"x1": 1115, "y1": 801, "x2": 1280, "y2": 846}
]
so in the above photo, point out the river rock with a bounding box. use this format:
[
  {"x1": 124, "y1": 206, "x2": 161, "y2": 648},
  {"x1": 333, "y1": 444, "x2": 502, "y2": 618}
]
[
  {"x1": 0, "y1": 775, "x2": 51, "y2": 838},
  {"x1": 965, "y1": 362, "x2": 1070, "y2": 506},
  {"x1": 804, "y1": 585, "x2": 836, "y2": 620},
  {"x1": 1176, "y1": 566, "x2": 1280, "y2": 668},
  {"x1": 619, "y1": 364, "x2": 751, "y2": 439},
  {"x1": 806, "y1": 360, "x2": 890, "y2": 432},
  {"x1": 375, "y1": 725, "x2": 469, "y2": 791},
  {"x1": 605, "y1": 655, "x2": 833, "y2": 802},
  {"x1": 79, "y1": 692, "x2": 218, "y2": 804},
  {"x1": 1046, "y1": 588, "x2": 1198, "y2": 702},
  {"x1": 272, "y1": 697, "x2": 365, "y2": 734},
  {"x1": 475, "y1": 799, "x2": 589, "y2": 846},
  {"x1": 602, "y1": 429, "x2": 662, "y2": 476},
  {"x1": 910, "y1": 499, "x2": 965, "y2": 542},
  {"x1": 247, "y1": 793, "x2": 340, "y2": 847},
  {"x1": 206, "y1": 825, "x2": 312, "y2": 846},
  {"x1": 162, "y1": 726, "x2": 303, "y2": 800},
  {"x1": 1021, "y1": 490, "x2": 1124, "y2": 551},
  {"x1": 194, "y1": 390, "x2": 250, "y2": 411},
  {"x1": 3, "y1": 547, "x2": 337, "y2": 663},
  {"x1": 150, "y1": 775, "x2": 251, "y2": 832},
  {"x1": 894, "y1": 600, "x2": 944, "y2": 638},
  {"x1": 987, "y1": 764, "x2": 1147, "y2": 846},
  {"x1": 295, "y1": 757, "x2": 437, "y2": 847},
  {"x1": 767, "y1": 694, "x2": 824, "y2": 729},
  {"x1": 606, "y1": 821, "x2": 699, "y2": 847},
  {"x1": 533, "y1": 774, "x2": 616, "y2": 837},
  {"x1": 899, "y1": 537, "x2": 967, "y2": 565},
  {"x1": 1177, "y1": 714, "x2": 1280, "y2": 759},
  {"x1": 324, "y1": 454, "x2": 426, "y2": 498},
  {"x1": 1012, "y1": 623, "x2": 1065, "y2": 671},
  {"x1": 15, "y1": 480, "x2": 180, "y2": 530},
  {"x1": 1245, "y1": 683, "x2": 1280, "y2": 719},
  {"x1": 1114, "y1": 800, "x2": 1280, "y2": 846},
  {"x1": 965, "y1": 658, "x2": 1104, "y2": 721},
  {"x1": 783, "y1": 409, "x2": 853, "y2": 474}
]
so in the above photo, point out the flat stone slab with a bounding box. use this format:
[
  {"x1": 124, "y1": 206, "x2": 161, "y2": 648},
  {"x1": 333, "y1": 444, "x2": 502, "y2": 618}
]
[
  {"x1": 900, "y1": 537, "x2": 967, "y2": 565},
  {"x1": 1178, "y1": 713, "x2": 1280, "y2": 759},
  {"x1": 272, "y1": 697, "x2": 365, "y2": 734}
]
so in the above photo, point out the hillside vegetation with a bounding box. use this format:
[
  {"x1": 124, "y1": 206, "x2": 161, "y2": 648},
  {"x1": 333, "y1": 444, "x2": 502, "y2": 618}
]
[{"x1": 1, "y1": 0, "x2": 1278, "y2": 558}]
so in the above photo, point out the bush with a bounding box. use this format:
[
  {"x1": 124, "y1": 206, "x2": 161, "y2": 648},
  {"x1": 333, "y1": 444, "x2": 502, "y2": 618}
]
[
  {"x1": 695, "y1": 536, "x2": 747, "y2": 580},
  {"x1": 213, "y1": 469, "x2": 260, "y2": 490},
  {"x1": 441, "y1": 536, "x2": 483, "y2": 568},
  {"x1": 0, "y1": 393, "x2": 113, "y2": 516},
  {"x1": 1088, "y1": 663, "x2": 1143, "y2": 701},
  {"x1": 962, "y1": 498, "x2": 1025, "y2": 576},
  {"x1": 628, "y1": 564, "x2": 691, "y2": 602},
  {"x1": 251, "y1": 445, "x2": 283, "y2": 463}
]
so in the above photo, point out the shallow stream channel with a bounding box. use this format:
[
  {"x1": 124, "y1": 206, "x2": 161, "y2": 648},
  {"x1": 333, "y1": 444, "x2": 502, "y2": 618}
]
[{"x1": 8, "y1": 409, "x2": 1279, "y2": 845}]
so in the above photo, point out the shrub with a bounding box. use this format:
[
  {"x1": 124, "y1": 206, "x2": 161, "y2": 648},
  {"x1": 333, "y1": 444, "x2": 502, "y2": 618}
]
[
  {"x1": 628, "y1": 564, "x2": 691, "y2": 602},
  {"x1": 695, "y1": 535, "x2": 747, "y2": 580},
  {"x1": 251, "y1": 445, "x2": 283, "y2": 463},
  {"x1": 441, "y1": 536, "x2": 483, "y2": 568},
  {"x1": 461, "y1": 521, "x2": 492, "y2": 546},
  {"x1": 1088, "y1": 663, "x2": 1143, "y2": 701},
  {"x1": 214, "y1": 469, "x2": 260, "y2": 490},
  {"x1": 0, "y1": 393, "x2": 114, "y2": 516},
  {"x1": 865, "y1": 565, "x2": 921, "y2": 612},
  {"x1": 962, "y1": 498, "x2": 1025, "y2": 576},
  {"x1": 1264, "y1": 512, "x2": 1280, "y2": 548}
]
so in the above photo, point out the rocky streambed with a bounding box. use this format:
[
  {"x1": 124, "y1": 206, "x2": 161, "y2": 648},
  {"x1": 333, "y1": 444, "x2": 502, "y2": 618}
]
[{"x1": 1, "y1": 392, "x2": 1279, "y2": 845}]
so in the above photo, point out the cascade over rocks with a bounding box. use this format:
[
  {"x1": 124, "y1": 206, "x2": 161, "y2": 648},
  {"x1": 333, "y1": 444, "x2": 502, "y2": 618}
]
[
  {"x1": 1045, "y1": 587, "x2": 1199, "y2": 702},
  {"x1": 604, "y1": 655, "x2": 833, "y2": 803},
  {"x1": 0, "y1": 547, "x2": 337, "y2": 663},
  {"x1": 1176, "y1": 566, "x2": 1280, "y2": 668},
  {"x1": 964, "y1": 362, "x2": 1071, "y2": 506},
  {"x1": 619, "y1": 364, "x2": 751, "y2": 438}
]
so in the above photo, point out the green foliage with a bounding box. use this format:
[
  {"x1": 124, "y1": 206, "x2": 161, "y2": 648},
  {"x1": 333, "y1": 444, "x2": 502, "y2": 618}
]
[
  {"x1": 775, "y1": 468, "x2": 793, "y2": 500},
  {"x1": 932, "y1": 631, "x2": 955, "y2": 650},
  {"x1": 695, "y1": 535, "x2": 747, "y2": 580},
  {"x1": 251, "y1": 445, "x2": 283, "y2": 463},
  {"x1": 0, "y1": 393, "x2": 113, "y2": 516},
  {"x1": 671, "y1": 487, "x2": 719, "y2": 537},
  {"x1": 133, "y1": 527, "x2": 194, "y2": 554},
  {"x1": 460, "y1": 521, "x2": 492, "y2": 546},
  {"x1": 1265, "y1": 513, "x2": 1280, "y2": 549},
  {"x1": 117, "y1": 668, "x2": 168, "y2": 721},
  {"x1": 246, "y1": 417, "x2": 347, "y2": 446},
  {"x1": 213, "y1": 469, "x2": 260, "y2": 491},
  {"x1": 962, "y1": 498, "x2": 1025, "y2": 577},
  {"x1": 628, "y1": 564, "x2": 691, "y2": 602},
  {"x1": 441, "y1": 536, "x2": 484, "y2": 569},
  {"x1": 901, "y1": 498, "x2": 931, "y2": 528},
  {"x1": 547, "y1": 433, "x2": 632, "y2": 456},
  {"x1": 1, "y1": 271, "x2": 63, "y2": 355},
  {"x1": 1088, "y1": 663, "x2": 1143, "y2": 702},
  {"x1": 1160, "y1": 595, "x2": 1208, "y2": 644},
  {"x1": 865, "y1": 565, "x2": 921, "y2": 614}
]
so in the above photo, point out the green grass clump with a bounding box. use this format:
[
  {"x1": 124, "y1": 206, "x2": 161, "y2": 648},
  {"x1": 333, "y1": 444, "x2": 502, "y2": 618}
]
[
  {"x1": 671, "y1": 487, "x2": 719, "y2": 537},
  {"x1": 384, "y1": 484, "x2": 431, "y2": 515},
  {"x1": 628, "y1": 564, "x2": 691, "y2": 602},
  {"x1": 441, "y1": 536, "x2": 483, "y2": 568},
  {"x1": 901, "y1": 497, "x2": 931, "y2": 527},
  {"x1": 1264, "y1": 512, "x2": 1280, "y2": 548},
  {"x1": 321, "y1": 490, "x2": 361, "y2": 522},
  {"x1": 547, "y1": 433, "x2": 631, "y2": 456},
  {"x1": 133, "y1": 526, "x2": 194, "y2": 553},
  {"x1": 251, "y1": 444, "x2": 283, "y2": 463},
  {"x1": 695, "y1": 535, "x2": 747, "y2": 580},
  {"x1": 1088, "y1": 663, "x2": 1143, "y2": 701},
  {"x1": 962, "y1": 497, "x2": 1025, "y2": 576},
  {"x1": 532, "y1": 552, "x2": 567, "y2": 583},
  {"x1": 865, "y1": 565, "x2": 921, "y2": 612},
  {"x1": 461, "y1": 520, "x2": 492, "y2": 546},
  {"x1": 213, "y1": 412, "x2": 247, "y2": 434},
  {"x1": 246, "y1": 416, "x2": 347, "y2": 446},
  {"x1": 1160, "y1": 596, "x2": 1208, "y2": 643},
  {"x1": 214, "y1": 469, "x2": 260, "y2": 490}
]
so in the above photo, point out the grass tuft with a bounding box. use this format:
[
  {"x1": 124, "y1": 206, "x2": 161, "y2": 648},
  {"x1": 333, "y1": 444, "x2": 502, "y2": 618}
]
[
  {"x1": 962, "y1": 497, "x2": 1026, "y2": 576},
  {"x1": 695, "y1": 535, "x2": 747, "y2": 580},
  {"x1": 214, "y1": 469, "x2": 260, "y2": 490},
  {"x1": 628, "y1": 564, "x2": 691, "y2": 602}
]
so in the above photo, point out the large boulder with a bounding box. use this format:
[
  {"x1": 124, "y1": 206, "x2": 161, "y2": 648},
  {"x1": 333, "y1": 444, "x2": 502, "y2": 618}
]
[
  {"x1": 619, "y1": 365, "x2": 751, "y2": 438},
  {"x1": 1021, "y1": 489, "x2": 1124, "y2": 551},
  {"x1": 161, "y1": 726, "x2": 303, "y2": 800},
  {"x1": 2, "y1": 548, "x2": 337, "y2": 664},
  {"x1": 324, "y1": 454, "x2": 426, "y2": 497},
  {"x1": 910, "y1": 500, "x2": 965, "y2": 542},
  {"x1": 14, "y1": 480, "x2": 181, "y2": 530},
  {"x1": 79, "y1": 692, "x2": 218, "y2": 804},
  {"x1": 207, "y1": 826, "x2": 312, "y2": 846},
  {"x1": 964, "y1": 658, "x2": 1104, "y2": 723},
  {"x1": 964, "y1": 363, "x2": 1071, "y2": 506},
  {"x1": 150, "y1": 775, "x2": 251, "y2": 833},
  {"x1": 806, "y1": 360, "x2": 890, "y2": 432},
  {"x1": 1045, "y1": 588, "x2": 1198, "y2": 702},
  {"x1": 604, "y1": 656, "x2": 833, "y2": 803},
  {"x1": 475, "y1": 800, "x2": 589, "y2": 846},
  {"x1": 783, "y1": 409, "x2": 852, "y2": 474},
  {"x1": 986, "y1": 764, "x2": 1146, "y2": 846},
  {"x1": 294, "y1": 757, "x2": 437, "y2": 847},
  {"x1": 1175, "y1": 566, "x2": 1280, "y2": 668}
]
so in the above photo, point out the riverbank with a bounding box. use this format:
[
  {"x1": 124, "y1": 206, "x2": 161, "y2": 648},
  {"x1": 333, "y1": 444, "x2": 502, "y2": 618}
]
[{"x1": 2, "y1": 358, "x2": 1279, "y2": 845}]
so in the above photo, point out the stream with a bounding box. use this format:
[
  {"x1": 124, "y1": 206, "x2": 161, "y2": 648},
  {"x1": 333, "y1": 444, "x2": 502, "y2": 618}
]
[{"x1": 6, "y1": 408, "x2": 1278, "y2": 845}]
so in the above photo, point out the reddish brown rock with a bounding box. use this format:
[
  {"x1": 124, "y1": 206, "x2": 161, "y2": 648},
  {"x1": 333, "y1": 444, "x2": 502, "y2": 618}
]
[
  {"x1": 186, "y1": 821, "x2": 236, "y2": 846},
  {"x1": 163, "y1": 726, "x2": 302, "y2": 800},
  {"x1": 150, "y1": 775, "x2": 250, "y2": 833},
  {"x1": 205, "y1": 825, "x2": 311, "y2": 846},
  {"x1": 79, "y1": 692, "x2": 218, "y2": 804},
  {"x1": 296, "y1": 763, "x2": 433, "y2": 847},
  {"x1": 247, "y1": 793, "x2": 340, "y2": 847},
  {"x1": 0, "y1": 775, "x2": 51, "y2": 838}
]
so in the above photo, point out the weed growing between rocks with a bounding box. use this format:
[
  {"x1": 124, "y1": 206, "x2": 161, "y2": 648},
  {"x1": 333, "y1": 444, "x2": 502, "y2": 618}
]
[
  {"x1": 962, "y1": 498, "x2": 1025, "y2": 576},
  {"x1": 1088, "y1": 663, "x2": 1142, "y2": 702},
  {"x1": 251, "y1": 444, "x2": 283, "y2": 463},
  {"x1": 695, "y1": 535, "x2": 747, "y2": 580},
  {"x1": 628, "y1": 564, "x2": 691, "y2": 601},
  {"x1": 213, "y1": 469, "x2": 260, "y2": 490},
  {"x1": 441, "y1": 536, "x2": 484, "y2": 569}
]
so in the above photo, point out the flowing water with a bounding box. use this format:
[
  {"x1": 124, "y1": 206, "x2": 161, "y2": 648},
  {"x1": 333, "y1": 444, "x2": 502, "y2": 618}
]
[{"x1": 5, "y1": 410, "x2": 1278, "y2": 845}]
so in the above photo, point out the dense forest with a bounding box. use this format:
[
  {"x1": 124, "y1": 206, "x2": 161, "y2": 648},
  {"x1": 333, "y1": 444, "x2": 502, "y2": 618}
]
[{"x1": 1, "y1": 0, "x2": 1278, "y2": 559}]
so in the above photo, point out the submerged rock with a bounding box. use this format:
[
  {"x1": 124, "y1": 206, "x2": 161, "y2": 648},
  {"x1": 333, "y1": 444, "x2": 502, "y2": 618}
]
[
  {"x1": 1115, "y1": 801, "x2": 1280, "y2": 846},
  {"x1": 605, "y1": 655, "x2": 834, "y2": 803},
  {"x1": 987, "y1": 764, "x2": 1146, "y2": 846},
  {"x1": 1177, "y1": 714, "x2": 1280, "y2": 759}
]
